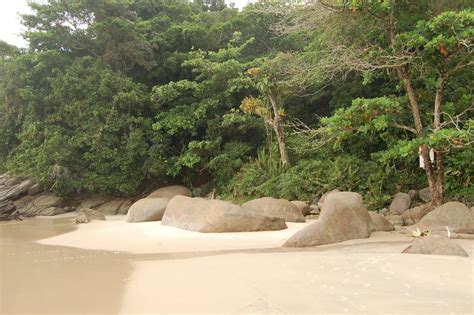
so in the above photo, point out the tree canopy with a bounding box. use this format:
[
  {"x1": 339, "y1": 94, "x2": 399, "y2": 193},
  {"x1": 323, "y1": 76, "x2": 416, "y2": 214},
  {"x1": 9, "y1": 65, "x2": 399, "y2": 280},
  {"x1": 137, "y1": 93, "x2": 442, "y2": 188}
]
[{"x1": 0, "y1": 0, "x2": 472, "y2": 208}]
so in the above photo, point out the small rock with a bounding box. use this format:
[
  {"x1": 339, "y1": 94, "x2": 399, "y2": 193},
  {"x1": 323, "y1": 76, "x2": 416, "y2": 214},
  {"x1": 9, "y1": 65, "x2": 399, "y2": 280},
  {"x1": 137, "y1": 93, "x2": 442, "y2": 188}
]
[
  {"x1": 379, "y1": 208, "x2": 389, "y2": 216},
  {"x1": 75, "y1": 208, "x2": 106, "y2": 224},
  {"x1": 401, "y1": 204, "x2": 434, "y2": 226},
  {"x1": 117, "y1": 200, "x2": 132, "y2": 215},
  {"x1": 95, "y1": 199, "x2": 127, "y2": 215},
  {"x1": 304, "y1": 214, "x2": 319, "y2": 220},
  {"x1": 402, "y1": 235, "x2": 468, "y2": 257},
  {"x1": 389, "y1": 193, "x2": 411, "y2": 215},
  {"x1": 386, "y1": 214, "x2": 404, "y2": 226},
  {"x1": 291, "y1": 201, "x2": 310, "y2": 216},
  {"x1": 418, "y1": 187, "x2": 432, "y2": 203},
  {"x1": 408, "y1": 190, "x2": 417, "y2": 200},
  {"x1": 309, "y1": 204, "x2": 320, "y2": 215},
  {"x1": 369, "y1": 211, "x2": 394, "y2": 231}
]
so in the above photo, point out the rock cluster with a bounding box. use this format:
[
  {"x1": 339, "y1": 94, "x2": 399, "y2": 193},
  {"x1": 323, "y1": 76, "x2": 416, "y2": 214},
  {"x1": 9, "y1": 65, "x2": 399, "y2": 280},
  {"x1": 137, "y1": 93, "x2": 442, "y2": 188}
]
[{"x1": 0, "y1": 174, "x2": 71, "y2": 220}]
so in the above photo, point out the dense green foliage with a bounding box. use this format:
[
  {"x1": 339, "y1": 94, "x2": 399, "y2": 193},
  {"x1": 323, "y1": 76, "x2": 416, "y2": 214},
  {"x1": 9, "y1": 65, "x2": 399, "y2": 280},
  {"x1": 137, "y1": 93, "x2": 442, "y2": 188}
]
[{"x1": 0, "y1": 0, "x2": 472, "y2": 207}]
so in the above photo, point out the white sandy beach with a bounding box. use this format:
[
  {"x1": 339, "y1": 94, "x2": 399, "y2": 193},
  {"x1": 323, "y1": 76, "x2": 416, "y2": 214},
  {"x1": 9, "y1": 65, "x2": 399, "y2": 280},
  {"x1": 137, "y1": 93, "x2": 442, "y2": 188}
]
[{"x1": 33, "y1": 216, "x2": 474, "y2": 314}]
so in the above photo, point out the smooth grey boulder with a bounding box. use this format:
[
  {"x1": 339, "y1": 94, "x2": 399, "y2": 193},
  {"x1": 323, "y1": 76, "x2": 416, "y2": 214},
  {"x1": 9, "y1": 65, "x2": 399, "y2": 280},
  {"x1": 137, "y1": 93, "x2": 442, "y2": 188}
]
[
  {"x1": 291, "y1": 201, "x2": 310, "y2": 216},
  {"x1": 386, "y1": 214, "x2": 404, "y2": 226},
  {"x1": 389, "y1": 193, "x2": 411, "y2": 215},
  {"x1": 369, "y1": 211, "x2": 394, "y2": 231},
  {"x1": 148, "y1": 185, "x2": 192, "y2": 199},
  {"x1": 242, "y1": 197, "x2": 305, "y2": 222},
  {"x1": 415, "y1": 202, "x2": 473, "y2": 234},
  {"x1": 402, "y1": 236, "x2": 468, "y2": 257},
  {"x1": 162, "y1": 196, "x2": 287, "y2": 233},
  {"x1": 75, "y1": 208, "x2": 106, "y2": 223},
  {"x1": 127, "y1": 198, "x2": 169, "y2": 223},
  {"x1": 283, "y1": 192, "x2": 375, "y2": 247},
  {"x1": 401, "y1": 204, "x2": 434, "y2": 226}
]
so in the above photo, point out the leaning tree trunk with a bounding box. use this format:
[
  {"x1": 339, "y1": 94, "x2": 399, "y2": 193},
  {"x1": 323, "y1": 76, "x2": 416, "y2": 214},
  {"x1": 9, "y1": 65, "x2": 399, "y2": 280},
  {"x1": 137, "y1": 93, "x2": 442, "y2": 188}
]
[
  {"x1": 268, "y1": 94, "x2": 289, "y2": 168},
  {"x1": 397, "y1": 67, "x2": 444, "y2": 206}
]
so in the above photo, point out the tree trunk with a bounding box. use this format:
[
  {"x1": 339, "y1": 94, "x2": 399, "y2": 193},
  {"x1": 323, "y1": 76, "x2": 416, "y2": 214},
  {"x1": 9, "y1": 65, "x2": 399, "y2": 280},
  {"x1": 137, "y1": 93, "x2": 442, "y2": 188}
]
[
  {"x1": 268, "y1": 93, "x2": 289, "y2": 168},
  {"x1": 396, "y1": 67, "x2": 444, "y2": 206}
]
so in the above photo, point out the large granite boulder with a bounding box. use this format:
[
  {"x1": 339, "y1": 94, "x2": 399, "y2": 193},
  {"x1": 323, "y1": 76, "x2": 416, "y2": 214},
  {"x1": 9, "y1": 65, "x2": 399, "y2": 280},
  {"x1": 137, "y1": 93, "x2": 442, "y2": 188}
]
[
  {"x1": 18, "y1": 195, "x2": 65, "y2": 217},
  {"x1": 418, "y1": 187, "x2": 432, "y2": 203},
  {"x1": 291, "y1": 201, "x2": 310, "y2": 216},
  {"x1": 389, "y1": 193, "x2": 411, "y2": 215},
  {"x1": 242, "y1": 197, "x2": 305, "y2": 222},
  {"x1": 75, "y1": 208, "x2": 106, "y2": 224},
  {"x1": 283, "y1": 192, "x2": 375, "y2": 247},
  {"x1": 162, "y1": 196, "x2": 287, "y2": 233},
  {"x1": 0, "y1": 179, "x2": 35, "y2": 201},
  {"x1": 317, "y1": 189, "x2": 341, "y2": 208},
  {"x1": 369, "y1": 211, "x2": 394, "y2": 231},
  {"x1": 127, "y1": 198, "x2": 169, "y2": 223},
  {"x1": 148, "y1": 185, "x2": 192, "y2": 199},
  {"x1": 401, "y1": 204, "x2": 434, "y2": 226},
  {"x1": 402, "y1": 236, "x2": 468, "y2": 257},
  {"x1": 414, "y1": 202, "x2": 474, "y2": 234}
]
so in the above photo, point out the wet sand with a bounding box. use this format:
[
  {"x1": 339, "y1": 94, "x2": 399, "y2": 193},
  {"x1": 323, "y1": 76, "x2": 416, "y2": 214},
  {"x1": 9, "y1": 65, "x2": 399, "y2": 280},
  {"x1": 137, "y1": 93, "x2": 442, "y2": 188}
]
[{"x1": 1, "y1": 216, "x2": 473, "y2": 314}]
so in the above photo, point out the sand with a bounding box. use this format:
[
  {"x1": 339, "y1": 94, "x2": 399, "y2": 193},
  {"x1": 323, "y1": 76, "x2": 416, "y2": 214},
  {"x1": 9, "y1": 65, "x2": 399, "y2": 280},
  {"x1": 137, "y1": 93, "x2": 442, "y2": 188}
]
[{"x1": 31, "y1": 216, "x2": 474, "y2": 314}]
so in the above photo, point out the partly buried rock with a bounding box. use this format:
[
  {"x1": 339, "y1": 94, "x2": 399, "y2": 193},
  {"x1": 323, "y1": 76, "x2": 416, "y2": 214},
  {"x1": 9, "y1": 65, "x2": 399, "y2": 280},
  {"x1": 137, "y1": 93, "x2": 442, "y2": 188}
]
[
  {"x1": 386, "y1": 214, "x2": 404, "y2": 226},
  {"x1": 242, "y1": 197, "x2": 305, "y2": 222},
  {"x1": 401, "y1": 204, "x2": 434, "y2": 226},
  {"x1": 127, "y1": 198, "x2": 169, "y2": 223},
  {"x1": 162, "y1": 196, "x2": 287, "y2": 233},
  {"x1": 369, "y1": 211, "x2": 394, "y2": 231},
  {"x1": 283, "y1": 192, "x2": 375, "y2": 247},
  {"x1": 414, "y1": 202, "x2": 474, "y2": 234},
  {"x1": 75, "y1": 208, "x2": 106, "y2": 224},
  {"x1": 402, "y1": 235, "x2": 468, "y2": 257},
  {"x1": 0, "y1": 179, "x2": 35, "y2": 201},
  {"x1": 418, "y1": 187, "x2": 432, "y2": 203},
  {"x1": 17, "y1": 194, "x2": 65, "y2": 216},
  {"x1": 389, "y1": 193, "x2": 411, "y2": 215},
  {"x1": 148, "y1": 185, "x2": 192, "y2": 199},
  {"x1": 291, "y1": 201, "x2": 310, "y2": 216}
]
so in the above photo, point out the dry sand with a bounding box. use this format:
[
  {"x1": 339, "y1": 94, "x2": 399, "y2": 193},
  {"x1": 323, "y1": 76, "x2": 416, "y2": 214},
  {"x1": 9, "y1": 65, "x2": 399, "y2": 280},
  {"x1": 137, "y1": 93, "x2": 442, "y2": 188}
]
[{"x1": 33, "y1": 216, "x2": 474, "y2": 314}]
